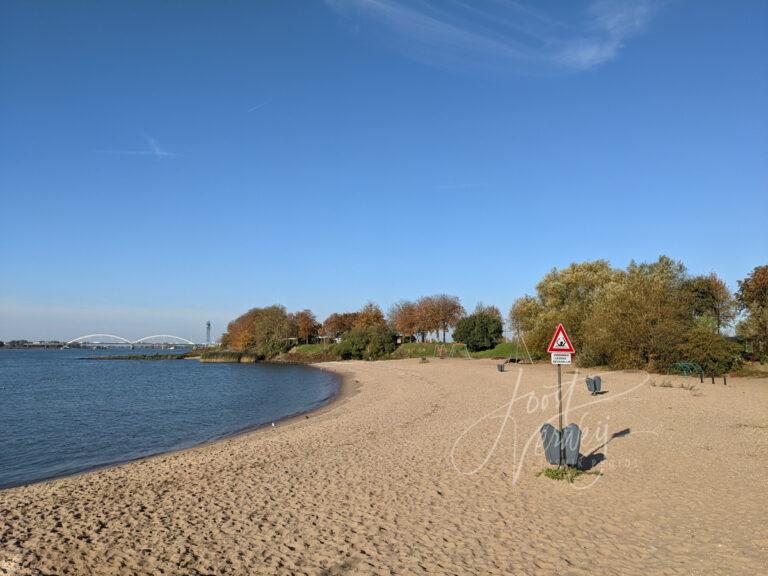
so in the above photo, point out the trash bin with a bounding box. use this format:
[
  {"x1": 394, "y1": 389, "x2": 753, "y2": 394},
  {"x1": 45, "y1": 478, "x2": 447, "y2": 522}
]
[
  {"x1": 540, "y1": 424, "x2": 561, "y2": 466},
  {"x1": 563, "y1": 423, "x2": 582, "y2": 467},
  {"x1": 497, "y1": 363, "x2": 505, "y2": 372}
]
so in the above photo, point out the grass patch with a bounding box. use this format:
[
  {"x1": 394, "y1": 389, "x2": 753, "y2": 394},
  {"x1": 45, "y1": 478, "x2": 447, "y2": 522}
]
[
  {"x1": 389, "y1": 342, "x2": 449, "y2": 359},
  {"x1": 470, "y1": 342, "x2": 530, "y2": 359},
  {"x1": 290, "y1": 343, "x2": 329, "y2": 354},
  {"x1": 200, "y1": 351, "x2": 244, "y2": 363},
  {"x1": 537, "y1": 466, "x2": 602, "y2": 483},
  {"x1": 731, "y1": 364, "x2": 768, "y2": 378},
  {"x1": 390, "y1": 341, "x2": 533, "y2": 360}
]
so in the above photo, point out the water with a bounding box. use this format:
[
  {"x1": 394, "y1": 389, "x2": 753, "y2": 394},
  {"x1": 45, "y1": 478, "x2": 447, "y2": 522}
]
[{"x1": 0, "y1": 348, "x2": 339, "y2": 489}]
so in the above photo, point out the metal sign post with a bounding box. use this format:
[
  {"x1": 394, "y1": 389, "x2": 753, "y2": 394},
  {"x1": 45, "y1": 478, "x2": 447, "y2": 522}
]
[
  {"x1": 547, "y1": 324, "x2": 575, "y2": 467},
  {"x1": 557, "y1": 363, "x2": 564, "y2": 465}
]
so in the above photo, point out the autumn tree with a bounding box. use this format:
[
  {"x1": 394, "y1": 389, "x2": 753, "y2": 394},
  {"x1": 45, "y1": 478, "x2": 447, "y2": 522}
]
[
  {"x1": 736, "y1": 265, "x2": 768, "y2": 357},
  {"x1": 322, "y1": 312, "x2": 359, "y2": 339},
  {"x1": 221, "y1": 305, "x2": 297, "y2": 358},
  {"x1": 293, "y1": 309, "x2": 320, "y2": 344},
  {"x1": 414, "y1": 296, "x2": 438, "y2": 341},
  {"x1": 431, "y1": 294, "x2": 465, "y2": 342},
  {"x1": 353, "y1": 302, "x2": 386, "y2": 330},
  {"x1": 221, "y1": 308, "x2": 261, "y2": 351},
  {"x1": 388, "y1": 300, "x2": 421, "y2": 341}
]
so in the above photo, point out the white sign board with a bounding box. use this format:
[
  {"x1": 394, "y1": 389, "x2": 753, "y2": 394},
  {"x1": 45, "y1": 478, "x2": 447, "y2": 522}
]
[{"x1": 550, "y1": 352, "x2": 572, "y2": 365}]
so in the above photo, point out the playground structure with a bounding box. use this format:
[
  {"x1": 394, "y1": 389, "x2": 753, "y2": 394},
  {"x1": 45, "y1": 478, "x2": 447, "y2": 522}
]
[
  {"x1": 434, "y1": 343, "x2": 471, "y2": 359},
  {"x1": 668, "y1": 361, "x2": 728, "y2": 385},
  {"x1": 504, "y1": 329, "x2": 534, "y2": 364}
]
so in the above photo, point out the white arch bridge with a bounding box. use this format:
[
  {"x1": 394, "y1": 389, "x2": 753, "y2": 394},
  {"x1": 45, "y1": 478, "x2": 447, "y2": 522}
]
[{"x1": 64, "y1": 334, "x2": 197, "y2": 347}]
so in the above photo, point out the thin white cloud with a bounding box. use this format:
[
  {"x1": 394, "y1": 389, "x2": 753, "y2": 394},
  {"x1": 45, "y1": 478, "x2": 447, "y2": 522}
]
[
  {"x1": 325, "y1": 0, "x2": 662, "y2": 73},
  {"x1": 94, "y1": 135, "x2": 181, "y2": 159},
  {"x1": 433, "y1": 183, "x2": 488, "y2": 190},
  {"x1": 248, "y1": 102, "x2": 267, "y2": 113}
]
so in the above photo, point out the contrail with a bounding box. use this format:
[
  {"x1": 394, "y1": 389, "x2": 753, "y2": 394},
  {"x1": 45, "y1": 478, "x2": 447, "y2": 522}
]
[{"x1": 94, "y1": 135, "x2": 181, "y2": 159}]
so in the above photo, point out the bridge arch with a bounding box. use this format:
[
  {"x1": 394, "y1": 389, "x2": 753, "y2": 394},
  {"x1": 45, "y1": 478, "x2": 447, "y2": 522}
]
[
  {"x1": 131, "y1": 334, "x2": 195, "y2": 346},
  {"x1": 65, "y1": 334, "x2": 133, "y2": 346}
]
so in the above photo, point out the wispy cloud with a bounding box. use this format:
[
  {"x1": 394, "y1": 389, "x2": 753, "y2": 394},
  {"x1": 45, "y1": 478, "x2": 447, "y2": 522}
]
[
  {"x1": 248, "y1": 102, "x2": 267, "y2": 113},
  {"x1": 325, "y1": 0, "x2": 662, "y2": 73},
  {"x1": 433, "y1": 183, "x2": 488, "y2": 191},
  {"x1": 94, "y1": 135, "x2": 181, "y2": 159}
]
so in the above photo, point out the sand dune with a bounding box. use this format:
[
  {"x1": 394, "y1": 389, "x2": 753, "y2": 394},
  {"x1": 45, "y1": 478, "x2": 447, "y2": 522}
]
[{"x1": 1, "y1": 359, "x2": 766, "y2": 575}]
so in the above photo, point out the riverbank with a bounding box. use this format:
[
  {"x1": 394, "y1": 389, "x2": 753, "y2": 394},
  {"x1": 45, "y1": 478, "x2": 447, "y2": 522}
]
[{"x1": 1, "y1": 359, "x2": 766, "y2": 574}]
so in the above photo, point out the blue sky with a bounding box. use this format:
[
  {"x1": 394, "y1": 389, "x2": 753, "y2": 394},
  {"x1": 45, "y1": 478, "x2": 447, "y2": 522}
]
[{"x1": 1, "y1": 0, "x2": 766, "y2": 342}]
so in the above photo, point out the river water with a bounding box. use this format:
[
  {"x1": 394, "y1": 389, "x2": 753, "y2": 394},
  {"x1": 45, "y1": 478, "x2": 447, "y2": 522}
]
[{"x1": 0, "y1": 348, "x2": 338, "y2": 489}]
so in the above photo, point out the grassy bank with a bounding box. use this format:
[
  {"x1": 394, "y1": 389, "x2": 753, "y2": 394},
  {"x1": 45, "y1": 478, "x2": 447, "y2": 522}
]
[
  {"x1": 199, "y1": 351, "x2": 261, "y2": 363},
  {"x1": 389, "y1": 341, "x2": 530, "y2": 360},
  {"x1": 470, "y1": 342, "x2": 531, "y2": 360}
]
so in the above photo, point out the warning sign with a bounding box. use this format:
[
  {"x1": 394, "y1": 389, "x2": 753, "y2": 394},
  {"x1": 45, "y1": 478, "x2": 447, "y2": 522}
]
[{"x1": 547, "y1": 324, "x2": 575, "y2": 354}]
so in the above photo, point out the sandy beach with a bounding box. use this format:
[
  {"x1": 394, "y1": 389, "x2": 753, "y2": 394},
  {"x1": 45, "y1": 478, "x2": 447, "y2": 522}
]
[{"x1": 1, "y1": 359, "x2": 766, "y2": 575}]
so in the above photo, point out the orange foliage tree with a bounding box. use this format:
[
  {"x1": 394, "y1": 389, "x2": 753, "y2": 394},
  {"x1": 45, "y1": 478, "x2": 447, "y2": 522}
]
[
  {"x1": 293, "y1": 309, "x2": 320, "y2": 344},
  {"x1": 322, "y1": 312, "x2": 359, "y2": 339},
  {"x1": 353, "y1": 302, "x2": 387, "y2": 330}
]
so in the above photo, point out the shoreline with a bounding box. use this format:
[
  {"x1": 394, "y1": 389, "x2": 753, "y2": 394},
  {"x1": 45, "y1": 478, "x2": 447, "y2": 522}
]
[
  {"x1": 1, "y1": 359, "x2": 766, "y2": 575},
  {"x1": 0, "y1": 364, "x2": 356, "y2": 492}
]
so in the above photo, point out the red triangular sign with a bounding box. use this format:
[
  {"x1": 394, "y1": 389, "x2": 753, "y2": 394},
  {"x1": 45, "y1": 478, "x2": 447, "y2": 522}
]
[{"x1": 547, "y1": 323, "x2": 575, "y2": 353}]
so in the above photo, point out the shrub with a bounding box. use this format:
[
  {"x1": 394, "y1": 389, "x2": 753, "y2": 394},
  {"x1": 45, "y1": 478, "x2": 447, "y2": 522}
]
[
  {"x1": 676, "y1": 325, "x2": 742, "y2": 376},
  {"x1": 452, "y1": 309, "x2": 503, "y2": 352},
  {"x1": 335, "y1": 326, "x2": 398, "y2": 360}
]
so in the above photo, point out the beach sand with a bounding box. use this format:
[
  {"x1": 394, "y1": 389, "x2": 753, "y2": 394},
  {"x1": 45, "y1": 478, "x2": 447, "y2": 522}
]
[{"x1": 1, "y1": 359, "x2": 767, "y2": 575}]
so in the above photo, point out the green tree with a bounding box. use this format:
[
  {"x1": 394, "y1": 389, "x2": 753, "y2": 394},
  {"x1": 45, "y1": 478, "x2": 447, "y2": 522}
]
[
  {"x1": 335, "y1": 325, "x2": 397, "y2": 360},
  {"x1": 683, "y1": 273, "x2": 736, "y2": 332},
  {"x1": 453, "y1": 305, "x2": 503, "y2": 352},
  {"x1": 509, "y1": 260, "x2": 618, "y2": 355},
  {"x1": 736, "y1": 265, "x2": 768, "y2": 358},
  {"x1": 583, "y1": 257, "x2": 692, "y2": 370}
]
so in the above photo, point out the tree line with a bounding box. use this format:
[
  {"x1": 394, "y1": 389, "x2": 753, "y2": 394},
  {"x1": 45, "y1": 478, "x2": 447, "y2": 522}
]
[
  {"x1": 510, "y1": 258, "x2": 767, "y2": 374},
  {"x1": 220, "y1": 294, "x2": 493, "y2": 360},
  {"x1": 220, "y1": 258, "x2": 767, "y2": 371}
]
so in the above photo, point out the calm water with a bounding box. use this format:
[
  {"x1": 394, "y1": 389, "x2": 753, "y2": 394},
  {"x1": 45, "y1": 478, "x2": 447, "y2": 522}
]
[{"x1": 0, "y1": 349, "x2": 338, "y2": 489}]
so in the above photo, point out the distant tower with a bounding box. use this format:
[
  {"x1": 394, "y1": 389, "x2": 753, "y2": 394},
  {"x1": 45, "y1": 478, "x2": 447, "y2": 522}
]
[{"x1": 206, "y1": 321, "x2": 211, "y2": 346}]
